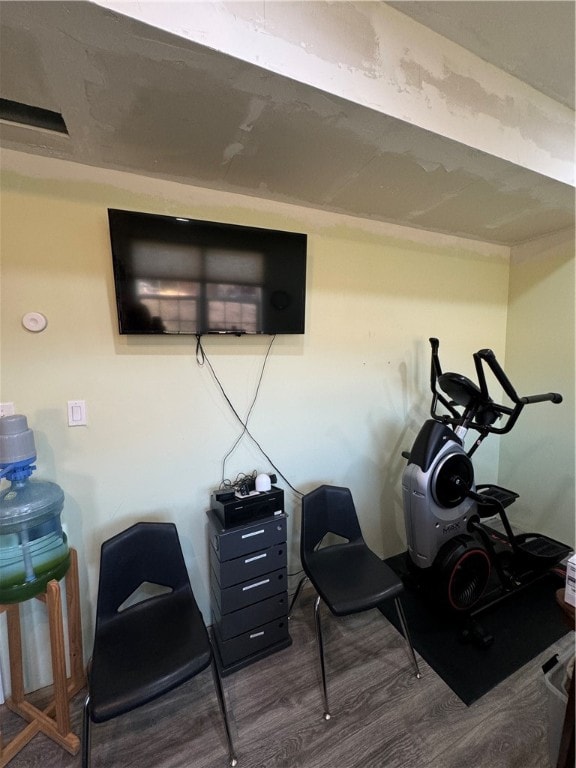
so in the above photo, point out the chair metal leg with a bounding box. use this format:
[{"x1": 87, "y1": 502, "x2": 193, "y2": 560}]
[
  {"x1": 288, "y1": 575, "x2": 308, "y2": 618},
  {"x1": 81, "y1": 695, "x2": 91, "y2": 768},
  {"x1": 394, "y1": 597, "x2": 421, "y2": 679},
  {"x1": 210, "y1": 658, "x2": 238, "y2": 767},
  {"x1": 313, "y1": 595, "x2": 331, "y2": 720}
]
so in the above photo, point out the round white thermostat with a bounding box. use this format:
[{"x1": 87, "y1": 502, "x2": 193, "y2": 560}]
[{"x1": 22, "y1": 312, "x2": 48, "y2": 333}]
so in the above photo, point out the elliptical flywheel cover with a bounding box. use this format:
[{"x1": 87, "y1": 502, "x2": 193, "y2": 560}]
[
  {"x1": 432, "y1": 453, "x2": 474, "y2": 508},
  {"x1": 435, "y1": 535, "x2": 491, "y2": 611}
]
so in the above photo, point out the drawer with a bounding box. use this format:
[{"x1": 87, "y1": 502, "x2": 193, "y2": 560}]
[
  {"x1": 210, "y1": 543, "x2": 287, "y2": 588},
  {"x1": 211, "y1": 567, "x2": 287, "y2": 613},
  {"x1": 212, "y1": 591, "x2": 288, "y2": 640},
  {"x1": 208, "y1": 511, "x2": 287, "y2": 560},
  {"x1": 213, "y1": 617, "x2": 290, "y2": 667}
]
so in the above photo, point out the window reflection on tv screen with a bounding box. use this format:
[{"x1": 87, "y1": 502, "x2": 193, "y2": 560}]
[{"x1": 108, "y1": 209, "x2": 307, "y2": 336}]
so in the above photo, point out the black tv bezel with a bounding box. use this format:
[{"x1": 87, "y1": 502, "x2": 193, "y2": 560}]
[{"x1": 108, "y1": 209, "x2": 307, "y2": 337}]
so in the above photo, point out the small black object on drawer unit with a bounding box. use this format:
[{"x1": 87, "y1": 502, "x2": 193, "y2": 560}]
[
  {"x1": 210, "y1": 486, "x2": 284, "y2": 528},
  {"x1": 207, "y1": 501, "x2": 292, "y2": 676}
]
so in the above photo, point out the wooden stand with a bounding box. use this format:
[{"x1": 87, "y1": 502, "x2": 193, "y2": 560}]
[{"x1": 0, "y1": 548, "x2": 86, "y2": 767}]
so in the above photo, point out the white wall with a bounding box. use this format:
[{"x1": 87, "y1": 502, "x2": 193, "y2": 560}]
[
  {"x1": 0, "y1": 150, "x2": 513, "y2": 693},
  {"x1": 502, "y1": 228, "x2": 575, "y2": 546}
]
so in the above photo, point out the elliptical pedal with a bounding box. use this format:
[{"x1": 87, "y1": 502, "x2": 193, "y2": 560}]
[
  {"x1": 514, "y1": 533, "x2": 571, "y2": 565},
  {"x1": 475, "y1": 484, "x2": 519, "y2": 509}
]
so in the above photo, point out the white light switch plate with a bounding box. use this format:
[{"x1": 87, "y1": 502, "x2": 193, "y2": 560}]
[{"x1": 67, "y1": 400, "x2": 87, "y2": 426}]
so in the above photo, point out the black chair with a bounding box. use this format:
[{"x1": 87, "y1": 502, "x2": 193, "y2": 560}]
[
  {"x1": 82, "y1": 522, "x2": 237, "y2": 767},
  {"x1": 298, "y1": 485, "x2": 420, "y2": 719}
]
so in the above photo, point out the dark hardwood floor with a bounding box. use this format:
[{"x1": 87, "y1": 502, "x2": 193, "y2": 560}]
[{"x1": 2, "y1": 586, "x2": 572, "y2": 768}]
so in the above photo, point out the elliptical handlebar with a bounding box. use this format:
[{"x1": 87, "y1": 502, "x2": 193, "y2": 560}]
[
  {"x1": 428, "y1": 338, "x2": 562, "y2": 436},
  {"x1": 521, "y1": 392, "x2": 563, "y2": 405},
  {"x1": 429, "y1": 337, "x2": 462, "y2": 420},
  {"x1": 474, "y1": 348, "x2": 519, "y2": 404}
]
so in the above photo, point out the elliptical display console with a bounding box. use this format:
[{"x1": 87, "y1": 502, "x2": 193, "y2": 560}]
[{"x1": 402, "y1": 338, "x2": 570, "y2": 641}]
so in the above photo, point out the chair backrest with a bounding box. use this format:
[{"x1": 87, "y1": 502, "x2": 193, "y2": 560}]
[
  {"x1": 95, "y1": 522, "x2": 192, "y2": 625},
  {"x1": 300, "y1": 485, "x2": 364, "y2": 557}
]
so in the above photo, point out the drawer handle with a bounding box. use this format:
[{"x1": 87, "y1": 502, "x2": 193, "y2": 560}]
[
  {"x1": 244, "y1": 553, "x2": 267, "y2": 564},
  {"x1": 242, "y1": 578, "x2": 270, "y2": 591},
  {"x1": 249, "y1": 631, "x2": 265, "y2": 639},
  {"x1": 241, "y1": 529, "x2": 265, "y2": 539}
]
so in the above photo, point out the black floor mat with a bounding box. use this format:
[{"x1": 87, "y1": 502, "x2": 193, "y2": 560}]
[{"x1": 380, "y1": 552, "x2": 569, "y2": 705}]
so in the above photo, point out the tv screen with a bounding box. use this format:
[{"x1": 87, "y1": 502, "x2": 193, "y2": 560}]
[{"x1": 108, "y1": 209, "x2": 307, "y2": 335}]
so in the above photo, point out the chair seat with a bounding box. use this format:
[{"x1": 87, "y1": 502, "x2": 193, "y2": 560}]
[
  {"x1": 304, "y1": 542, "x2": 404, "y2": 616},
  {"x1": 89, "y1": 589, "x2": 211, "y2": 723}
]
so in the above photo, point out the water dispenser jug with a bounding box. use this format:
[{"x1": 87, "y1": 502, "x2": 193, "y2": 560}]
[{"x1": 0, "y1": 414, "x2": 70, "y2": 603}]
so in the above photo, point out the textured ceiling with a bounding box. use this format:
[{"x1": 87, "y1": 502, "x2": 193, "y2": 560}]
[
  {"x1": 0, "y1": 1, "x2": 574, "y2": 246},
  {"x1": 388, "y1": 1, "x2": 575, "y2": 110}
]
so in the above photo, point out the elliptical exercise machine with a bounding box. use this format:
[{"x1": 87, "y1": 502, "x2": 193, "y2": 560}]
[{"x1": 402, "y1": 338, "x2": 571, "y2": 644}]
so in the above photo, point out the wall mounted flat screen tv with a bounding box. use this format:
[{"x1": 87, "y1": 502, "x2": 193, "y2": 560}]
[{"x1": 108, "y1": 209, "x2": 307, "y2": 335}]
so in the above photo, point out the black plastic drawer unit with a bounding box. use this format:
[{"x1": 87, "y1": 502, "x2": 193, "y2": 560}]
[{"x1": 207, "y1": 495, "x2": 292, "y2": 675}]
